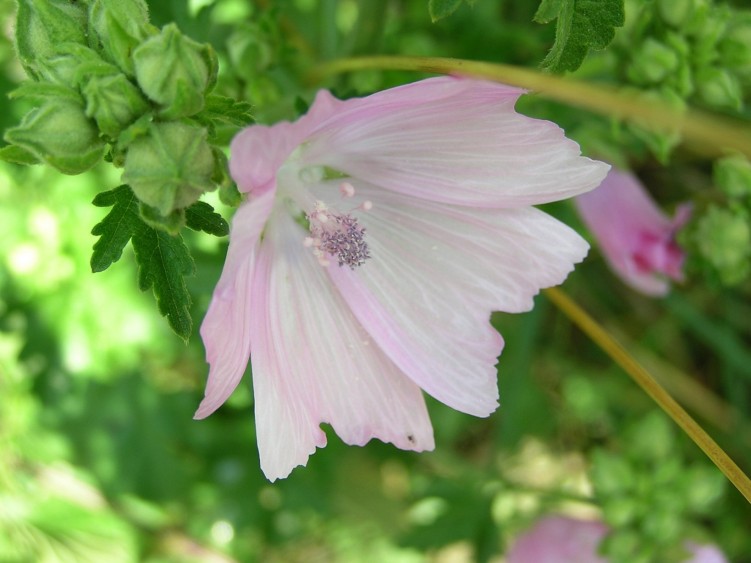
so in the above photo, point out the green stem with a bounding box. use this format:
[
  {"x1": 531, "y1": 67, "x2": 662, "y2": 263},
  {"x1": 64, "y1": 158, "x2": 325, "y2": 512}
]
[
  {"x1": 311, "y1": 56, "x2": 751, "y2": 159},
  {"x1": 544, "y1": 287, "x2": 751, "y2": 504}
]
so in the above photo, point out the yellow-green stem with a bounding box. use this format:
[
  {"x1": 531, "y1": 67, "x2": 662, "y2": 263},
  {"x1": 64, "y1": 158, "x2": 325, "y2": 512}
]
[
  {"x1": 312, "y1": 56, "x2": 751, "y2": 159},
  {"x1": 544, "y1": 287, "x2": 751, "y2": 504}
]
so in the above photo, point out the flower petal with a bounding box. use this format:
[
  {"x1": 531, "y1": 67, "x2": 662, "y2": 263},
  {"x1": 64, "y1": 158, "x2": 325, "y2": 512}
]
[
  {"x1": 323, "y1": 182, "x2": 589, "y2": 416},
  {"x1": 574, "y1": 168, "x2": 688, "y2": 296},
  {"x1": 302, "y1": 76, "x2": 609, "y2": 207},
  {"x1": 194, "y1": 189, "x2": 275, "y2": 420},
  {"x1": 250, "y1": 212, "x2": 434, "y2": 481}
]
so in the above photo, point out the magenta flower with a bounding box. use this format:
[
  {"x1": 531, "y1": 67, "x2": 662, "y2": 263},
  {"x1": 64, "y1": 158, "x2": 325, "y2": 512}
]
[
  {"x1": 507, "y1": 516, "x2": 727, "y2": 563},
  {"x1": 574, "y1": 168, "x2": 692, "y2": 296},
  {"x1": 194, "y1": 77, "x2": 608, "y2": 481}
]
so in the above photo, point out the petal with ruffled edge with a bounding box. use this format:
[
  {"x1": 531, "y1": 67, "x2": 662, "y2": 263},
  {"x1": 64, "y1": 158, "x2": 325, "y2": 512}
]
[
  {"x1": 194, "y1": 189, "x2": 275, "y2": 420},
  {"x1": 301, "y1": 76, "x2": 609, "y2": 208},
  {"x1": 321, "y1": 182, "x2": 589, "y2": 417},
  {"x1": 250, "y1": 211, "x2": 434, "y2": 481}
]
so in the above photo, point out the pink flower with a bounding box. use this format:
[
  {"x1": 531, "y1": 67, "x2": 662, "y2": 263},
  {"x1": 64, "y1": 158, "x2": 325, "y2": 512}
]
[
  {"x1": 194, "y1": 77, "x2": 608, "y2": 481},
  {"x1": 507, "y1": 516, "x2": 728, "y2": 563},
  {"x1": 574, "y1": 168, "x2": 692, "y2": 296},
  {"x1": 507, "y1": 516, "x2": 609, "y2": 563}
]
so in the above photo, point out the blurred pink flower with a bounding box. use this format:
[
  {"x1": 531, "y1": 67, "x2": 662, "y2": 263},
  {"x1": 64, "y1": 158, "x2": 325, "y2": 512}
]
[
  {"x1": 507, "y1": 516, "x2": 609, "y2": 563},
  {"x1": 507, "y1": 516, "x2": 727, "y2": 563},
  {"x1": 574, "y1": 168, "x2": 692, "y2": 296},
  {"x1": 194, "y1": 77, "x2": 608, "y2": 481}
]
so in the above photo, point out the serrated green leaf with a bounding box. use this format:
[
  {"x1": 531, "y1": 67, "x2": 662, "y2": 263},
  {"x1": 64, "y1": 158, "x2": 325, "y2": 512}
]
[
  {"x1": 539, "y1": 0, "x2": 624, "y2": 73},
  {"x1": 429, "y1": 0, "x2": 464, "y2": 22},
  {"x1": 132, "y1": 226, "x2": 195, "y2": 341},
  {"x1": 0, "y1": 144, "x2": 40, "y2": 165},
  {"x1": 91, "y1": 185, "x2": 141, "y2": 273},
  {"x1": 91, "y1": 185, "x2": 196, "y2": 339},
  {"x1": 200, "y1": 94, "x2": 254, "y2": 129},
  {"x1": 185, "y1": 201, "x2": 229, "y2": 236}
]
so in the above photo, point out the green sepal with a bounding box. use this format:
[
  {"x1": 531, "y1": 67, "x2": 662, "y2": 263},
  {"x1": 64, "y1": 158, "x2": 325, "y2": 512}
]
[
  {"x1": 9, "y1": 81, "x2": 82, "y2": 103},
  {"x1": 139, "y1": 202, "x2": 186, "y2": 235},
  {"x1": 0, "y1": 144, "x2": 40, "y2": 166},
  {"x1": 89, "y1": 0, "x2": 155, "y2": 76},
  {"x1": 133, "y1": 24, "x2": 217, "y2": 119},
  {"x1": 15, "y1": 0, "x2": 88, "y2": 79},
  {"x1": 186, "y1": 201, "x2": 229, "y2": 236},
  {"x1": 91, "y1": 185, "x2": 195, "y2": 340},
  {"x1": 4, "y1": 98, "x2": 105, "y2": 175},
  {"x1": 121, "y1": 121, "x2": 215, "y2": 216},
  {"x1": 36, "y1": 42, "x2": 109, "y2": 86}
]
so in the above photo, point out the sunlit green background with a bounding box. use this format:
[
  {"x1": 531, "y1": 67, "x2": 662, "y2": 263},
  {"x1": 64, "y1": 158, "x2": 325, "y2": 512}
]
[{"x1": 1, "y1": 0, "x2": 750, "y2": 561}]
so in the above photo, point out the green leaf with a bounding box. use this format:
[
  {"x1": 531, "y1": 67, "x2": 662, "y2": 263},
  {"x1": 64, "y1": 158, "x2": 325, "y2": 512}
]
[
  {"x1": 91, "y1": 185, "x2": 195, "y2": 339},
  {"x1": 91, "y1": 185, "x2": 140, "y2": 273},
  {"x1": 537, "y1": 0, "x2": 625, "y2": 73},
  {"x1": 429, "y1": 0, "x2": 464, "y2": 22},
  {"x1": 201, "y1": 94, "x2": 254, "y2": 128},
  {"x1": 132, "y1": 224, "x2": 195, "y2": 341},
  {"x1": 185, "y1": 201, "x2": 229, "y2": 236}
]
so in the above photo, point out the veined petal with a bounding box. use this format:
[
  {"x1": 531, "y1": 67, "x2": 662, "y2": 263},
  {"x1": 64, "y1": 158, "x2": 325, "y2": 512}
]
[
  {"x1": 302, "y1": 76, "x2": 609, "y2": 207},
  {"x1": 323, "y1": 183, "x2": 589, "y2": 416},
  {"x1": 250, "y1": 212, "x2": 434, "y2": 481},
  {"x1": 194, "y1": 189, "x2": 275, "y2": 420}
]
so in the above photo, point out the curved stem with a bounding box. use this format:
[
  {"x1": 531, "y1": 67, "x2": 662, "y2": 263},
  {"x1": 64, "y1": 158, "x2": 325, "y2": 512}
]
[
  {"x1": 311, "y1": 56, "x2": 751, "y2": 159},
  {"x1": 544, "y1": 287, "x2": 751, "y2": 504}
]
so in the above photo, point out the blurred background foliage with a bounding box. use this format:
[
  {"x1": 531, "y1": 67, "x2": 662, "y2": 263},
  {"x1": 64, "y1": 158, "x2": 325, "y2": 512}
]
[{"x1": 1, "y1": 0, "x2": 750, "y2": 561}]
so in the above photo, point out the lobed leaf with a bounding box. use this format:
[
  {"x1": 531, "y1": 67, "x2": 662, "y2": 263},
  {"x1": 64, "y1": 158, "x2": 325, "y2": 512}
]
[
  {"x1": 536, "y1": 0, "x2": 625, "y2": 73},
  {"x1": 91, "y1": 185, "x2": 196, "y2": 339},
  {"x1": 185, "y1": 201, "x2": 229, "y2": 236}
]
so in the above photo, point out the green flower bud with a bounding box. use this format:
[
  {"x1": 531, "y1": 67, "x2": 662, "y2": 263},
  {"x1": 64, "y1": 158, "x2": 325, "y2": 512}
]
[
  {"x1": 628, "y1": 89, "x2": 685, "y2": 163},
  {"x1": 15, "y1": 0, "x2": 88, "y2": 79},
  {"x1": 89, "y1": 0, "x2": 155, "y2": 76},
  {"x1": 719, "y1": 20, "x2": 751, "y2": 72},
  {"x1": 696, "y1": 205, "x2": 751, "y2": 285},
  {"x1": 83, "y1": 73, "x2": 150, "y2": 138},
  {"x1": 695, "y1": 67, "x2": 742, "y2": 111},
  {"x1": 714, "y1": 155, "x2": 751, "y2": 199},
  {"x1": 122, "y1": 122, "x2": 215, "y2": 216},
  {"x1": 627, "y1": 39, "x2": 680, "y2": 85},
  {"x1": 4, "y1": 97, "x2": 104, "y2": 174},
  {"x1": 602, "y1": 495, "x2": 640, "y2": 527},
  {"x1": 36, "y1": 43, "x2": 111, "y2": 87},
  {"x1": 642, "y1": 509, "x2": 682, "y2": 544},
  {"x1": 657, "y1": 0, "x2": 698, "y2": 29},
  {"x1": 682, "y1": 465, "x2": 725, "y2": 514},
  {"x1": 133, "y1": 24, "x2": 218, "y2": 119},
  {"x1": 591, "y1": 450, "x2": 636, "y2": 496},
  {"x1": 625, "y1": 412, "x2": 674, "y2": 461}
]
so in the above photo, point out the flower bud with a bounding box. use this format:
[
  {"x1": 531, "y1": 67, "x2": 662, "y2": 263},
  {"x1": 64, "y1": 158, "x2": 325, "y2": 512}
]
[
  {"x1": 15, "y1": 0, "x2": 88, "y2": 79},
  {"x1": 133, "y1": 24, "x2": 218, "y2": 119},
  {"x1": 627, "y1": 39, "x2": 680, "y2": 85},
  {"x1": 89, "y1": 0, "x2": 155, "y2": 76},
  {"x1": 714, "y1": 155, "x2": 751, "y2": 199},
  {"x1": 4, "y1": 97, "x2": 105, "y2": 174},
  {"x1": 122, "y1": 122, "x2": 215, "y2": 216},
  {"x1": 656, "y1": 0, "x2": 698, "y2": 28},
  {"x1": 719, "y1": 21, "x2": 751, "y2": 73},
  {"x1": 36, "y1": 43, "x2": 110, "y2": 87},
  {"x1": 696, "y1": 205, "x2": 750, "y2": 285},
  {"x1": 82, "y1": 73, "x2": 150, "y2": 138},
  {"x1": 695, "y1": 67, "x2": 742, "y2": 111}
]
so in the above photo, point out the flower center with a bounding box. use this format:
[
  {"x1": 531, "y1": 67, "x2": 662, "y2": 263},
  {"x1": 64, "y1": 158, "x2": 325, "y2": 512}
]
[{"x1": 303, "y1": 182, "x2": 372, "y2": 269}]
